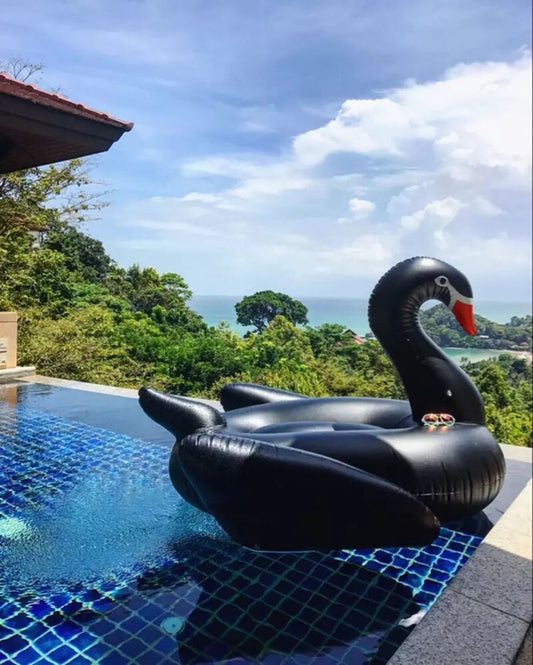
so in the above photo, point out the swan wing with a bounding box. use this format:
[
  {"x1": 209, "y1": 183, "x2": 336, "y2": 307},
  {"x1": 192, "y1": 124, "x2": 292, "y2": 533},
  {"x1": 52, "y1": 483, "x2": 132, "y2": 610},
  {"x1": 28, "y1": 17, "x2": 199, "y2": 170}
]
[
  {"x1": 221, "y1": 382, "x2": 308, "y2": 410},
  {"x1": 225, "y1": 397, "x2": 413, "y2": 431},
  {"x1": 174, "y1": 431, "x2": 440, "y2": 551}
]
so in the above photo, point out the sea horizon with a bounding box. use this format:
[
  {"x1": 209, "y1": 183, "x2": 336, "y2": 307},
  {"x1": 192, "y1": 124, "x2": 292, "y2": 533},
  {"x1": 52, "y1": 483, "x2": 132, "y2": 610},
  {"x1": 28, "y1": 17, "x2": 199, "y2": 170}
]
[
  {"x1": 190, "y1": 295, "x2": 531, "y2": 365},
  {"x1": 190, "y1": 294, "x2": 532, "y2": 335}
]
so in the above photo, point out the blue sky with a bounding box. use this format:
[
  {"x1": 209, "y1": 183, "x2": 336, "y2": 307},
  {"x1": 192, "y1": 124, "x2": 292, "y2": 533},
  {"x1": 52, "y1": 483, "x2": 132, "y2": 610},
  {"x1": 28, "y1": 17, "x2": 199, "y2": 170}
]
[{"x1": 2, "y1": 0, "x2": 532, "y2": 300}]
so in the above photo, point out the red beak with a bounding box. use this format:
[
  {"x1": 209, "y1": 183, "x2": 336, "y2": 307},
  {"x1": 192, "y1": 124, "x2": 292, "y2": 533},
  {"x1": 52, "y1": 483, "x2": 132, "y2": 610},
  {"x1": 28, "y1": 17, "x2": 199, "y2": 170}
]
[{"x1": 452, "y1": 301, "x2": 477, "y2": 335}]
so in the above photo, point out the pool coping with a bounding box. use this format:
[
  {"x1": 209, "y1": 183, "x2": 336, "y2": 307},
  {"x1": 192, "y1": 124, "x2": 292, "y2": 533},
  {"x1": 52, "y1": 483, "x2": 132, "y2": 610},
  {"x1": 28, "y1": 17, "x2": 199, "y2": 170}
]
[
  {"x1": 11, "y1": 374, "x2": 533, "y2": 664},
  {"x1": 388, "y1": 479, "x2": 532, "y2": 665},
  {"x1": 0, "y1": 366, "x2": 36, "y2": 383}
]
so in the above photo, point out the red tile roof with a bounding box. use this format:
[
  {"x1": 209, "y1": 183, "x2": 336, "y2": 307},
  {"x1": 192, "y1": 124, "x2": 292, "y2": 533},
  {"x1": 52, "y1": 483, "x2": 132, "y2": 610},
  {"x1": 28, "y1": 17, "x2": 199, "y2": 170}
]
[
  {"x1": 0, "y1": 72, "x2": 133, "y2": 131},
  {"x1": 0, "y1": 72, "x2": 133, "y2": 173}
]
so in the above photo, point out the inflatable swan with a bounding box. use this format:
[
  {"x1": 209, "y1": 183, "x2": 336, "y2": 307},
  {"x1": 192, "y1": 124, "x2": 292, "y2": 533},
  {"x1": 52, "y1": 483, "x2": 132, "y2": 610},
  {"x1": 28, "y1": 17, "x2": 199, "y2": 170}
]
[{"x1": 139, "y1": 257, "x2": 505, "y2": 551}]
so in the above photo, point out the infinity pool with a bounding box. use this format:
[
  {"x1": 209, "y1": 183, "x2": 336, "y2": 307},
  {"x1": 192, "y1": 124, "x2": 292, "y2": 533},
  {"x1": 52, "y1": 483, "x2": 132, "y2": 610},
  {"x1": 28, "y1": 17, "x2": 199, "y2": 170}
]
[{"x1": 0, "y1": 382, "x2": 489, "y2": 664}]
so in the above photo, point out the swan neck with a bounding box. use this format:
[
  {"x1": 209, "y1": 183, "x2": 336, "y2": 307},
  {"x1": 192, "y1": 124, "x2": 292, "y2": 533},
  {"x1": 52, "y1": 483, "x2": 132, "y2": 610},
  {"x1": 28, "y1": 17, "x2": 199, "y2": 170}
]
[{"x1": 370, "y1": 288, "x2": 485, "y2": 425}]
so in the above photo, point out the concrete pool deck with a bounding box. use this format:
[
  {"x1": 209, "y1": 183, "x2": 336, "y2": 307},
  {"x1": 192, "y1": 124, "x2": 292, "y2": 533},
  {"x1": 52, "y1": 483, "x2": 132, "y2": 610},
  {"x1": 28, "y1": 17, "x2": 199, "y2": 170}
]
[
  {"x1": 389, "y1": 476, "x2": 532, "y2": 665},
  {"x1": 9, "y1": 373, "x2": 533, "y2": 664},
  {"x1": 0, "y1": 366, "x2": 36, "y2": 383}
]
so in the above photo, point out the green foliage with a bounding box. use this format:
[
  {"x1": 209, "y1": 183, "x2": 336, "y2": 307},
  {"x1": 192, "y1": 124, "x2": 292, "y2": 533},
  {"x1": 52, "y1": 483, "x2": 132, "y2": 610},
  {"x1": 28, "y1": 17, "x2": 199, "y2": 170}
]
[
  {"x1": 116, "y1": 265, "x2": 204, "y2": 332},
  {"x1": 420, "y1": 305, "x2": 532, "y2": 351},
  {"x1": 306, "y1": 323, "x2": 347, "y2": 357},
  {"x1": 484, "y1": 403, "x2": 532, "y2": 447},
  {"x1": 461, "y1": 355, "x2": 532, "y2": 446},
  {"x1": 235, "y1": 290, "x2": 308, "y2": 332},
  {"x1": 0, "y1": 160, "x2": 106, "y2": 236},
  {"x1": 236, "y1": 316, "x2": 326, "y2": 395},
  {"x1": 0, "y1": 159, "x2": 106, "y2": 310},
  {"x1": 0, "y1": 226, "x2": 34, "y2": 310},
  {"x1": 0, "y1": 150, "x2": 205, "y2": 390},
  {"x1": 161, "y1": 330, "x2": 246, "y2": 397},
  {"x1": 43, "y1": 222, "x2": 112, "y2": 282},
  {"x1": 18, "y1": 306, "x2": 129, "y2": 385},
  {"x1": 1, "y1": 150, "x2": 530, "y2": 447}
]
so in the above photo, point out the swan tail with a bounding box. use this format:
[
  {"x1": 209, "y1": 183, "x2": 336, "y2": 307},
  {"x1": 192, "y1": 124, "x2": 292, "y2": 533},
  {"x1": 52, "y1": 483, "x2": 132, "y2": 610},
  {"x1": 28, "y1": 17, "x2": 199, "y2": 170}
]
[
  {"x1": 173, "y1": 431, "x2": 441, "y2": 550},
  {"x1": 220, "y1": 382, "x2": 309, "y2": 411},
  {"x1": 138, "y1": 387, "x2": 225, "y2": 439}
]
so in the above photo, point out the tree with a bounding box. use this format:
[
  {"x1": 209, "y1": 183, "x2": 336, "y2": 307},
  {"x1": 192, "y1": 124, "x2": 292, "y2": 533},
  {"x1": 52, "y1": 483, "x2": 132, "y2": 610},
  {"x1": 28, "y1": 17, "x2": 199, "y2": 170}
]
[
  {"x1": 235, "y1": 290, "x2": 308, "y2": 333},
  {"x1": 43, "y1": 222, "x2": 113, "y2": 282},
  {"x1": 162, "y1": 329, "x2": 246, "y2": 396},
  {"x1": 0, "y1": 160, "x2": 107, "y2": 238},
  {"x1": 420, "y1": 305, "x2": 532, "y2": 351},
  {"x1": 0, "y1": 58, "x2": 43, "y2": 83},
  {"x1": 306, "y1": 323, "x2": 347, "y2": 357},
  {"x1": 235, "y1": 316, "x2": 326, "y2": 395},
  {"x1": 119, "y1": 264, "x2": 205, "y2": 331},
  {"x1": 0, "y1": 60, "x2": 107, "y2": 245},
  {"x1": 17, "y1": 305, "x2": 129, "y2": 385}
]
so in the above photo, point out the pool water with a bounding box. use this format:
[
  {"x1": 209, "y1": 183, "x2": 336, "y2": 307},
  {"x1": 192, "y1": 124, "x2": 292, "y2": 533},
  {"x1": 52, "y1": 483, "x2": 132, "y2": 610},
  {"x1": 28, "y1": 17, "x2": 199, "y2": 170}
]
[{"x1": 0, "y1": 382, "x2": 489, "y2": 665}]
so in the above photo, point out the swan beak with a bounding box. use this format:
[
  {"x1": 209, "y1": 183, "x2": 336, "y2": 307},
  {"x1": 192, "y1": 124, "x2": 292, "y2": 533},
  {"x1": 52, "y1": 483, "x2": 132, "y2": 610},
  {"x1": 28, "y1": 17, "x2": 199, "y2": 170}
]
[{"x1": 452, "y1": 300, "x2": 477, "y2": 335}]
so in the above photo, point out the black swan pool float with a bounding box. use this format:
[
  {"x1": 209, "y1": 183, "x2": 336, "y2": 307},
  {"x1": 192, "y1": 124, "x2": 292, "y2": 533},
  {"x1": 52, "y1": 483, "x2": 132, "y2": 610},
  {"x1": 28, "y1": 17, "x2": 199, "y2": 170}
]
[{"x1": 139, "y1": 257, "x2": 505, "y2": 551}]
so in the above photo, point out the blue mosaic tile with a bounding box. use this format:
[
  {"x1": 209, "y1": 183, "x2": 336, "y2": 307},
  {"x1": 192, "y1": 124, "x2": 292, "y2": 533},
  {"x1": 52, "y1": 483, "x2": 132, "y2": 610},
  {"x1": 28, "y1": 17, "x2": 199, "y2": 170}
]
[{"x1": 0, "y1": 389, "x2": 489, "y2": 664}]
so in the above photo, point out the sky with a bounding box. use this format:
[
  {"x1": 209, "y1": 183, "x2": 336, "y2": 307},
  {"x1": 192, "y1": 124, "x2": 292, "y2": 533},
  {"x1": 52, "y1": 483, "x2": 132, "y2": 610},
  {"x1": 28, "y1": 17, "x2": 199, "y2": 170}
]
[{"x1": 2, "y1": 0, "x2": 532, "y2": 301}]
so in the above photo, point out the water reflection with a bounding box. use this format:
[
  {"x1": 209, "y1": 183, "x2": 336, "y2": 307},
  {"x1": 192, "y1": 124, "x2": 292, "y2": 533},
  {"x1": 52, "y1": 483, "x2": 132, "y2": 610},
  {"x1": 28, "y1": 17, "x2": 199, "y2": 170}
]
[{"x1": 134, "y1": 537, "x2": 419, "y2": 664}]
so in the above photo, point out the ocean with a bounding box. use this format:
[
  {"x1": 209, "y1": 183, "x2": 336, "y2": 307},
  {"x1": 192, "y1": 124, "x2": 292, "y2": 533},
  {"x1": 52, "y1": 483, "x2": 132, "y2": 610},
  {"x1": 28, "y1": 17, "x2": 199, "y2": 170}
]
[
  {"x1": 190, "y1": 295, "x2": 531, "y2": 335},
  {"x1": 190, "y1": 295, "x2": 531, "y2": 364}
]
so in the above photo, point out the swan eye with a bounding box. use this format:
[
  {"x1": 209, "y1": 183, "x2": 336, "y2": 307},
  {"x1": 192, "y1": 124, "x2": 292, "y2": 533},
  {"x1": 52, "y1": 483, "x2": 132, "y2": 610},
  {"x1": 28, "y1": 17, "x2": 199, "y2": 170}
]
[{"x1": 435, "y1": 276, "x2": 448, "y2": 287}]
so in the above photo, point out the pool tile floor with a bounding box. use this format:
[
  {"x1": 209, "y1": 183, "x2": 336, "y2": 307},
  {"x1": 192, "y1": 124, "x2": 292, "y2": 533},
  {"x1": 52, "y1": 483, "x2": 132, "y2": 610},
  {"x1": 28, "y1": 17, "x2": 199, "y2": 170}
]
[{"x1": 0, "y1": 397, "x2": 486, "y2": 664}]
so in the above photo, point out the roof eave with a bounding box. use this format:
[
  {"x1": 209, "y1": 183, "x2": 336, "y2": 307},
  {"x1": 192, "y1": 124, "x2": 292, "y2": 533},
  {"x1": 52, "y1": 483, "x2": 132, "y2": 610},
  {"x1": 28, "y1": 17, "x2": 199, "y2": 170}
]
[{"x1": 0, "y1": 89, "x2": 132, "y2": 174}]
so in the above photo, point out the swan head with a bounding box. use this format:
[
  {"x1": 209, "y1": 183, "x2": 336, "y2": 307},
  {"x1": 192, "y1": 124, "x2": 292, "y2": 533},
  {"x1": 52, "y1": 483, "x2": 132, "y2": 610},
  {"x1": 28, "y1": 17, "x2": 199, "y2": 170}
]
[
  {"x1": 369, "y1": 256, "x2": 477, "y2": 337},
  {"x1": 432, "y1": 267, "x2": 476, "y2": 336}
]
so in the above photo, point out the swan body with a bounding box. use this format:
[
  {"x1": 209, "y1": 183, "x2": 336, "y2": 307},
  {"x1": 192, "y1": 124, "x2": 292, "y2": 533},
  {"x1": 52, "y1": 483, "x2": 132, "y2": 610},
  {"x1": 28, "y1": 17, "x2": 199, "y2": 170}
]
[{"x1": 139, "y1": 257, "x2": 505, "y2": 551}]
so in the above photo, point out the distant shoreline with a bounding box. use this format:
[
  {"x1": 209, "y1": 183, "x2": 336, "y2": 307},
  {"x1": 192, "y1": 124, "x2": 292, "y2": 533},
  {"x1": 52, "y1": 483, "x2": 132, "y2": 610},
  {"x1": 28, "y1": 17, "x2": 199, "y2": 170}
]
[
  {"x1": 443, "y1": 347, "x2": 532, "y2": 363},
  {"x1": 488, "y1": 349, "x2": 532, "y2": 362},
  {"x1": 190, "y1": 295, "x2": 531, "y2": 334}
]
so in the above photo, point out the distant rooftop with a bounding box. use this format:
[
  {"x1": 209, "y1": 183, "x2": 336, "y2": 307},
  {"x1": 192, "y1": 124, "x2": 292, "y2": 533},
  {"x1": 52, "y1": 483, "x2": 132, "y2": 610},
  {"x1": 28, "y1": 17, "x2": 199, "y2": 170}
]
[{"x1": 0, "y1": 72, "x2": 133, "y2": 173}]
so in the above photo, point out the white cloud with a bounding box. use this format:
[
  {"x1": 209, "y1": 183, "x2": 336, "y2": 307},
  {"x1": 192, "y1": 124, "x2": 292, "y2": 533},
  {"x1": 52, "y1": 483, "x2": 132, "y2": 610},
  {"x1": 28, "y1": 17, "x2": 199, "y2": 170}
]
[
  {"x1": 112, "y1": 52, "x2": 531, "y2": 298},
  {"x1": 446, "y1": 234, "x2": 532, "y2": 295},
  {"x1": 180, "y1": 192, "x2": 221, "y2": 204},
  {"x1": 293, "y1": 97, "x2": 435, "y2": 166},
  {"x1": 400, "y1": 197, "x2": 465, "y2": 234},
  {"x1": 231, "y1": 176, "x2": 313, "y2": 199},
  {"x1": 316, "y1": 235, "x2": 394, "y2": 276},
  {"x1": 338, "y1": 197, "x2": 377, "y2": 224},
  {"x1": 471, "y1": 196, "x2": 504, "y2": 217},
  {"x1": 348, "y1": 198, "x2": 376, "y2": 218},
  {"x1": 293, "y1": 53, "x2": 531, "y2": 183},
  {"x1": 183, "y1": 156, "x2": 284, "y2": 179}
]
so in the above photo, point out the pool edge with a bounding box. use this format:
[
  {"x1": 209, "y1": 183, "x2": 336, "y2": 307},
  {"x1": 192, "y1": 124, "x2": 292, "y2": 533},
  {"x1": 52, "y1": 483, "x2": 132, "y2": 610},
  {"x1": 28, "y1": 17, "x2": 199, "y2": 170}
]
[
  {"x1": 16, "y1": 374, "x2": 220, "y2": 407},
  {"x1": 388, "y1": 480, "x2": 532, "y2": 665},
  {"x1": 11, "y1": 375, "x2": 533, "y2": 664},
  {"x1": 0, "y1": 366, "x2": 35, "y2": 383}
]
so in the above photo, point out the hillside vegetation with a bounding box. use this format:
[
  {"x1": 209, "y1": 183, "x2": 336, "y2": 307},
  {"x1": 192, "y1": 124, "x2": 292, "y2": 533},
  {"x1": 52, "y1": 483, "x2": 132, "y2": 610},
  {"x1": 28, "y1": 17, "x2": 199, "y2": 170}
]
[
  {"x1": 1, "y1": 161, "x2": 531, "y2": 446},
  {"x1": 420, "y1": 306, "x2": 531, "y2": 351}
]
